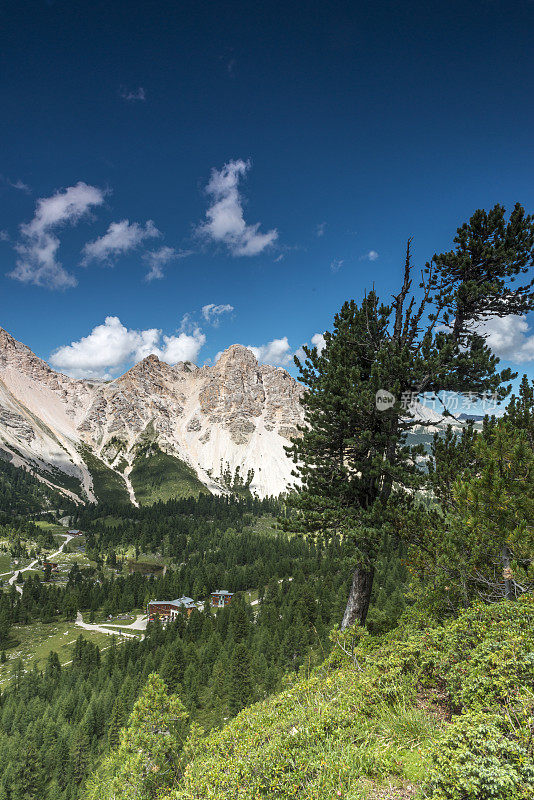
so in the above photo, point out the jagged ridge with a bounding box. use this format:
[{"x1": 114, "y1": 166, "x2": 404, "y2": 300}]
[{"x1": 0, "y1": 327, "x2": 304, "y2": 503}]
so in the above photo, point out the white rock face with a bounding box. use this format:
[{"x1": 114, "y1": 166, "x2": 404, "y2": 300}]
[{"x1": 0, "y1": 328, "x2": 304, "y2": 501}]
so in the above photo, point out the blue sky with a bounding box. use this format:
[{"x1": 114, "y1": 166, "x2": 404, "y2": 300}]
[{"x1": 1, "y1": 0, "x2": 534, "y2": 395}]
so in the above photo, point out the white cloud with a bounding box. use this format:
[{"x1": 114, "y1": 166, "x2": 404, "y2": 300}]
[
  {"x1": 119, "y1": 86, "x2": 146, "y2": 102},
  {"x1": 316, "y1": 222, "x2": 326, "y2": 237},
  {"x1": 50, "y1": 316, "x2": 206, "y2": 379},
  {"x1": 8, "y1": 178, "x2": 31, "y2": 194},
  {"x1": 202, "y1": 303, "x2": 234, "y2": 325},
  {"x1": 197, "y1": 159, "x2": 278, "y2": 257},
  {"x1": 294, "y1": 333, "x2": 326, "y2": 363},
  {"x1": 217, "y1": 331, "x2": 325, "y2": 369},
  {"x1": 9, "y1": 182, "x2": 105, "y2": 289},
  {"x1": 311, "y1": 332, "x2": 326, "y2": 353},
  {"x1": 245, "y1": 331, "x2": 329, "y2": 368},
  {"x1": 82, "y1": 219, "x2": 160, "y2": 264},
  {"x1": 0, "y1": 231, "x2": 9, "y2": 242},
  {"x1": 362, "y1": 249, "x2": 379, "y2": 261},
  {"x1": 330, "y1": 258, "x2": 344, "y2": 273},
  {"x1": 143, "y1": 246, "x2": 191, "y2": 281},
  {"x1": 247, "y1": 337, "x2": 293, "y2": 367},
  {"x1": 158, "y1": 329, "x2": 205, "y2": 364},
  {"x1": 1, "y1": 176, "x2": 31, "y2": 194},
  {"x1": 475, "y1": 315, "x2": 534, "y2": 363}
]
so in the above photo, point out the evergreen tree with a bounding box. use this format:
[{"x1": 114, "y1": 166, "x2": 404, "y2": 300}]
[
  {"x1": 229, "y1": 642, "x2": 253, "y2": 713},
  {"x1": 286, "y1": 205, "x2": 534, "y2": 627},
  {"x1": 413, "y1": 418, "x2": 534, "y2": 608},
  {"x1": 160, "y1": 641, "x2": 186, "y2": 691},
  {"x1": 106, "y1": 697, "x2": 126, "y2": 750},
  {"x1": 506, "y1": 374, "x2": 534, "y2": 447},
  {"x1": 44, "y1": 651, "x2": 61, "y2": 681},
  {"x1": 228, "y1": 596, "x2": 250, "y2": 643},
  {"x1": 10, "y1": 743, "x2": 44, "y2": 800},
  {"x1": 84, "y1": 673, "x2": 189, "y2": 800},
  {"x1": 69, "y1": 730, "x2": 91, "y2": 786}
]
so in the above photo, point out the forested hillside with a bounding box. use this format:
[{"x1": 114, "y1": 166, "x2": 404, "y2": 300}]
[
  {"x1": 150, "y1": 599, "x2": 532, "y2": 800},
  {"x1": 0, "y1": 456, "x2": 63, "y2": 515},
  {"x1": 0, "y1": 491, "x2": 406, "y2": 799}
]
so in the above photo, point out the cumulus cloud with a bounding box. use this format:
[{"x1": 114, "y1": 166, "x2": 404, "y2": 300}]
[
  {"x1": 143, "y1": 246, "x2": 191, "y2": 281},
  {"x1": 475, "y1": 315, "x2": 534, "y2": 363},
  {"x1": 311, "y1": 332, "x2": 326, "y2": 353},
  {"x1": 294, "y1": 333, "x2": 327, "y2": 363},
  {"x1": 8, "y1": 182, "x2": 105, "y2": 289},
  {"x1": 247, "y1": 337, "x2": 293, "y2": 367},
  {"x1": 202, "y1": 303, "x2": 234, "y2": 325},
  {"x1": 119, "y1": 86, "x2": 146, "y2": 102},
  {"x1": 82, "y1": 219, "x2": 160, "y2": 264},
  {"x1": 246, "y1": 331, "x2": 329, "y2": 368},
  {"x1": 316, "y1": 222, "x2": 326, "y2": 237},
  {"x1": 50, "y1": 316, "x2": 206, "y2": 379},
  {"x1": 197, "y1": 159, "x2": 278, "y2": 257}
]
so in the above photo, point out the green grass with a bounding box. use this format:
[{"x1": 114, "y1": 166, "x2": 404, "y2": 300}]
[
  {"x1": 0, "y1": 621, "x2": 113, "y2": 685},
  {"x1": 31, "y1": 520, "x2": 66, "y2": 534},
  {"x1": 54, "y1": 550, "x2": 92, "y2": 570},
  {"x1": 175, "y1": 652, "x2": 436, "y2": 799},
  {"x1": 0, "y1": 554, "x2": 12, "y2": 574},
  {"x1": 130, "y1": 448, "x2": 210, "y2": 505},
  {"x1": 81, "y1": 448, "x2": 131, "y2": 505},
  {"x1": 246, "y1": 514, "x2": 285, "y2": 537},
  {"x1": 96, "y1": 515, "x2": 133, "y2": 528}
]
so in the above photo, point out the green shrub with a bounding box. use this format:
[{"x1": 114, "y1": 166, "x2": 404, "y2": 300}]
[{"x1": 427, "y1": 712, "x2": 534, "y2": 800}]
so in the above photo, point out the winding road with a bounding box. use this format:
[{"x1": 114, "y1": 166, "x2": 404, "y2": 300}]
[
  {"x1": 6, "y1": 532, "x2": 76, "y2": 595},
  {"x1": 75, "y1": 611, "x2": 146, "y2": 639}
]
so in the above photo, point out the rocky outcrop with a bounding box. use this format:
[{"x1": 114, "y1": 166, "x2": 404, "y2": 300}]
[{"x1": 0, "y1": 328, "x2": 305, "y2": 500}]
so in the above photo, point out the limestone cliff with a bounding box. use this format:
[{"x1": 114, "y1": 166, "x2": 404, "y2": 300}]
[{"x1": 0, "y1": 327, "x2": 304, "y2": 502}]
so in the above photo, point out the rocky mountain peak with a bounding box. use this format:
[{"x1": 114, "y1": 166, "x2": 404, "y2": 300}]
[
  {"x1": 0, "y1": 326, "x2": 29, "y2": 357},
  {"x1": 117, "y1": 353, "x2": 170, "y2": 384},
  {"x1": 214, "y1": 344, "x2": 258, "y2": 371},
  {"x1": 142, "y1": 353, "x2": 161, "y2": 366},
  {"x1": 0, "y1": 325, "x2": 306, "y2": 500},
  {"x1": 0, "y1": 326, "x2": 65, "y2": 386}
]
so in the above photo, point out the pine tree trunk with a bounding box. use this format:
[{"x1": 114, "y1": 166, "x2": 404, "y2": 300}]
[
  {"x1": 341, "y1": 565, "x2": 375, "y2": 629},
  {"x1": 502, "y1": 544, "x2": 513, "y2": 600}
]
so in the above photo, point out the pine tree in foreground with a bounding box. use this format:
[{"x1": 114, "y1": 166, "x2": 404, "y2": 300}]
[
  {"x1": 286, "y1": 204, "x2": 534, "y2": 628},
  {"x1": 84, "y1": 673, "x2": 189, "y2": 800}
]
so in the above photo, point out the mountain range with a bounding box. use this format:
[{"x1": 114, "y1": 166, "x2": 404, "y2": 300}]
[{"x1": 0, "y1": 326, "x2": 304, "y2": 504}]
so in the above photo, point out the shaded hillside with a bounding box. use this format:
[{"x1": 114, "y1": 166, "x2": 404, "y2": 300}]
[{"x1": 130, "y1": 447, "x2": 210, "y2": 504}]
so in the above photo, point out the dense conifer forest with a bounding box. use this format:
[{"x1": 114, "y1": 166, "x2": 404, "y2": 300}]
[{"x1": 0, "y1": 492, "x2": 406, "y2": 799}]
